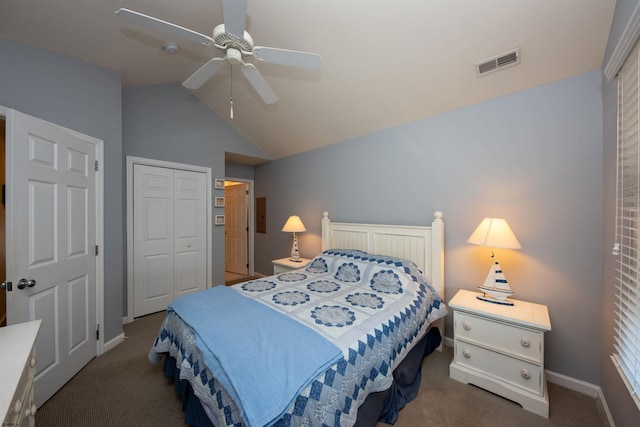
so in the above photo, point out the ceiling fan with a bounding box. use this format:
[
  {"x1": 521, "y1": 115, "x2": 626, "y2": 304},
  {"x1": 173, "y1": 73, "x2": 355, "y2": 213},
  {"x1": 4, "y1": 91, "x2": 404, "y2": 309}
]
[{"x1": 116, "y1": 0, "x2": 321, "y2": 105}]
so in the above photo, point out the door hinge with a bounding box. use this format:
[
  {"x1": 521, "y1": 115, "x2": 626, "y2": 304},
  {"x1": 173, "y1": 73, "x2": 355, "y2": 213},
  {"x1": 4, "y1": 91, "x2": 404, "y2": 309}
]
[
  {"x1": 96, "y1": 326, "x2": 100, "y2": 340},
  {"x1": 95, "y1": 245, "x2": 99, "y2": 256},
  {"x1": 95, "y1": 160, "x2": 99, "y2": 171}
]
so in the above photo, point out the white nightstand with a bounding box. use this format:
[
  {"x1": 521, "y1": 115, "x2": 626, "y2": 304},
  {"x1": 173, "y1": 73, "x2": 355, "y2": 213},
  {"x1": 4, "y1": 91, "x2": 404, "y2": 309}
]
[
  {"x1": 272, "y1": 257, "x2": 311, "y2": 274},
  {"x1": 449, "y1": 289, "x2": 552, "y2": 418}
]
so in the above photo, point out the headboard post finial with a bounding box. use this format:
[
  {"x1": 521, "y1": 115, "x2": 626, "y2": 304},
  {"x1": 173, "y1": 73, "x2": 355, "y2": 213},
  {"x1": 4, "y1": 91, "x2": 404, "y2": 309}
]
[
  {"x1": 321, "y1": 212, "x2": 331, "y2": 251},
  {"x1": 433, "y1": 211, "x2": 443, "y2": 222}
]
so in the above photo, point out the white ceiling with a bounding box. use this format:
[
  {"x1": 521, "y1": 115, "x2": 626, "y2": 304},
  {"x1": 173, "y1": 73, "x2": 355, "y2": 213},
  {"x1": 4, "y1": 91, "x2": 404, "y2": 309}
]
[{"x1": 0, "y1": 0, "x2": 616, "y2": 160}]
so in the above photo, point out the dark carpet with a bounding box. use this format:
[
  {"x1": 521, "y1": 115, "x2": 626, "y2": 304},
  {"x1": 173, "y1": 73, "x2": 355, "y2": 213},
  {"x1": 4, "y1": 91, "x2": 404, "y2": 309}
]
[{"x1": 36, "y1": 311, "x2": 608, "y2": 426}]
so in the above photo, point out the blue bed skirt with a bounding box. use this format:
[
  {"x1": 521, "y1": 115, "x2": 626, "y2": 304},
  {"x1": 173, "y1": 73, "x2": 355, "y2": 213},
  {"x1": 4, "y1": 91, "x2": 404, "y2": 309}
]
[{"x1": 162, "y1": 326, "x2": 442, "y2": 427}]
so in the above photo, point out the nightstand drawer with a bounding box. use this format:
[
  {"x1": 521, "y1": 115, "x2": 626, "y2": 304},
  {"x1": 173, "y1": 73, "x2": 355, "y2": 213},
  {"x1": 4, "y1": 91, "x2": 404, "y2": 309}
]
[
  {"x1": 273, "y1": 264, "x2": 291, "y2": 275},
  {"x1": 272, "y1": 257, "x2": 311, "y2": 275},
  {"x1": 454, "y1": 311, "x2": 544, "y2": 363},
  {"x1": 454, "y1": 340, "x2": 544, "y2": 396}
]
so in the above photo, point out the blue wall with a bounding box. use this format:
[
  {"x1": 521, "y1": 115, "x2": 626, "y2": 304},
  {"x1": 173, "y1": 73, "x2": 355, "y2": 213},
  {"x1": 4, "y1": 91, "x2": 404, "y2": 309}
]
[
  {"x1": 0, "y1": 38, "x2": 124, "y2": 342},
  {"x1": 256, "y1": 70, "x2": 604, "y2": 385},
  {"x1": 122, "y1": 83, "x2": 268, "y2": 287}
]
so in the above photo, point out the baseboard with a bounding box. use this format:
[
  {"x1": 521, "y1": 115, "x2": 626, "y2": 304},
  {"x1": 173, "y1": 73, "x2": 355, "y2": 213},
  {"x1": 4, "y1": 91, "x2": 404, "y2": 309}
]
[
  {"x1": 545, "y1": 370, "x2": 614, "y2": 427},
  {"x1": 443, "y1": 337, "x2": 614, "y2": 426},
  {"x1": 545, "y1": 369, "x2": 599, "y2": 397},
  {"x1": 597, "y1": 385, "x2": 616, "y2": 427},
  {"x1": 102, "y1": 332, "x2": 125, "y2": 354}
]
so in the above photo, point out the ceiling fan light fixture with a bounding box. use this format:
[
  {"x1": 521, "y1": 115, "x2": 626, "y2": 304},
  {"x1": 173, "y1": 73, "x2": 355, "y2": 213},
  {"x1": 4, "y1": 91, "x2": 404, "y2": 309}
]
[{"x1": 227, "y1": 48, "x2": 243, "y2": 65}]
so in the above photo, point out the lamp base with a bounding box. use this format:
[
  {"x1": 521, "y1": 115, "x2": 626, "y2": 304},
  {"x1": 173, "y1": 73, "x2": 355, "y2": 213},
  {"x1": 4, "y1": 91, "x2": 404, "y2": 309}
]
[
  {"x1": 476, "y1": 294, "x2": 514, "y2": 306},
  {"x1": 289, "y1": 233, "x2": 301, "y2": 262}
]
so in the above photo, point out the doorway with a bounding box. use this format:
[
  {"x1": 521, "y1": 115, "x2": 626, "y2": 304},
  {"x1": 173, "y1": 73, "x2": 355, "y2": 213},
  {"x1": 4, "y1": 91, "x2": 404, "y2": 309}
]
[
  {"x1": 2, "y1": 107, "x2": 104, "y2": 406},
  {"x1": 224, "y1": 178, "x2": 254, "y2": 284},
  {"x1": 0, "y1": 118, "x2": 5, "y2": 327}
]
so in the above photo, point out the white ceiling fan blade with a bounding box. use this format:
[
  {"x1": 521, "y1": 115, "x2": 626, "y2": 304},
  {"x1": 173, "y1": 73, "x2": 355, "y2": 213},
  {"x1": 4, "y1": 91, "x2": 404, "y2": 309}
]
[
  {"x1": 115, "y1": 8, "x2": 215, "y2": 46},
  {"x1": 241, "y1": 63, "x2": 277, "y2": 104},
  {"x1": 183, "y1": 58, "x2": 226, "y2": 89},
  {"x1": 253, "y1": 46, "x2": 321, "y2": 70},
  {"x1": 222, "y1": 0, "x2": 247, "y2": 40}
]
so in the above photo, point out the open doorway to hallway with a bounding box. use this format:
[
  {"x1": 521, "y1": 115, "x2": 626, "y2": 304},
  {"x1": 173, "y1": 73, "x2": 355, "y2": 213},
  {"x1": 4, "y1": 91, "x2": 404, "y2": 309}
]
[{"x1": 223, "y1": 179, "x2": 255, "y2": 285}]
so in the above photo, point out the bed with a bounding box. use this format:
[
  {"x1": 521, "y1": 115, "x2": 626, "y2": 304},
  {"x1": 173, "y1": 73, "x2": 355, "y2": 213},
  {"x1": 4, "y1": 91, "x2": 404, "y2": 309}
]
[{"x1": 148, "y1": 211, "x2": 447, "y2": 427}]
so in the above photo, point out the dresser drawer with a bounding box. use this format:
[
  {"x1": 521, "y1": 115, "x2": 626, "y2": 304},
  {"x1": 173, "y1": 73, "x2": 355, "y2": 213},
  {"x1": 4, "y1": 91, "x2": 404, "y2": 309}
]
[
  {"x1": 454, "y1": 340, "x2": 544, "y2": 396},
  {"x1": 4, "y1": 355, "x2": 36, "y2": 427},
  {"x1": 454, "y1": 311, "x2": 544, "y2": 363}
]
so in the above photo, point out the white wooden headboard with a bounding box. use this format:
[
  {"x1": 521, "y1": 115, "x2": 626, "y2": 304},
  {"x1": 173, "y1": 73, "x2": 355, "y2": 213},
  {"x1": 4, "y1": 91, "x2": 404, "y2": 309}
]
[{"x1": 321, "y1": 211, "x2": 445, "y2": 344}]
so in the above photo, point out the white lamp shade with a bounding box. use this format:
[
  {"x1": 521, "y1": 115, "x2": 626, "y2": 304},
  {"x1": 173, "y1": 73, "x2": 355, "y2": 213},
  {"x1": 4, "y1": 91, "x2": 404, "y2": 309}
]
[
  {"x1": 282, "y1": 215, "x2": 306, "y2": 233},
  {"x1": 467, "y1": 218, "x2": 521, "y2": 249}
]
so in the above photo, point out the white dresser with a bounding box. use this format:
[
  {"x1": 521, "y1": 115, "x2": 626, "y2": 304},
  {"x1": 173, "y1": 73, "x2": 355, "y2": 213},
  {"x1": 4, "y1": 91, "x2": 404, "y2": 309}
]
[
  {"x1": 449, "y1": 290, "x2": 551, "y2": 418},
  {"x1": 1, "y1": 320, "x2": 41, "y2": 427},
  {"x1": 272, "y1": 257, "x2": 311, "y2": 274}
]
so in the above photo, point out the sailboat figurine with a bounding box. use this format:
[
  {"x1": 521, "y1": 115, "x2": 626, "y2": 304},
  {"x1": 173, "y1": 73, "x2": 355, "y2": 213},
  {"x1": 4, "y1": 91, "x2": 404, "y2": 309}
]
[{"x1": 477, "y1": 254, "x2": 515, "y2": 306}]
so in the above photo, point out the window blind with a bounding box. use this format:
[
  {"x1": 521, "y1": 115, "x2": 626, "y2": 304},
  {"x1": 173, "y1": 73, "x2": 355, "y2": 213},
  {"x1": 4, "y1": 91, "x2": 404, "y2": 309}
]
[{"x1": 613, "y1": 36, "x2": 640, "y2": 411}]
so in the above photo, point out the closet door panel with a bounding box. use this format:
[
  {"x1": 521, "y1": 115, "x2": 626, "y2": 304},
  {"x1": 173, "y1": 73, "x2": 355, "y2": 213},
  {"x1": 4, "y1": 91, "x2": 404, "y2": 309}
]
[
  {"x1": 174, "y1": 170, "x2": 207, "y2": 297},
  {"x1": 133, "y1": 165, "x2": 174, "y2": 317}
]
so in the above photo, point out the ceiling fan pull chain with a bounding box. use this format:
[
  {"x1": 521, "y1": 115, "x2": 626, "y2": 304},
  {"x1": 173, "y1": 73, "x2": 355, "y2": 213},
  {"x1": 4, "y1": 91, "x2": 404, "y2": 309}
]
[{"x1": 230, "y1": 64, "x2": 234, "y2": 120}]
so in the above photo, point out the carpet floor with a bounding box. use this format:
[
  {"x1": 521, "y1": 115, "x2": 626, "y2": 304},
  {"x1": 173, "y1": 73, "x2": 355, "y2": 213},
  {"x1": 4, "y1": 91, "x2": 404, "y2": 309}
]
[{"x1": 36, "y1": 311, "x2": 608, "y2": 426}]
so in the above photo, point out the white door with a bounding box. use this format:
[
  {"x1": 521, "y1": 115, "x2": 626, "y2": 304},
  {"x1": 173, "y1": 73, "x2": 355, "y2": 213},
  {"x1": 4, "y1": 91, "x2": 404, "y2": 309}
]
[
  {"x1": 133, "y1": 164, "x2": 207, "y2": 317},
  {"x1": 6, "y1": 109, "x2": 98, "y2": 406},
  {"x1": 225, "y1": 182, "x2": 248, "y2": 275},
  {"x1": 173, "y1": 169, "x2": 207, "y2": 298}
]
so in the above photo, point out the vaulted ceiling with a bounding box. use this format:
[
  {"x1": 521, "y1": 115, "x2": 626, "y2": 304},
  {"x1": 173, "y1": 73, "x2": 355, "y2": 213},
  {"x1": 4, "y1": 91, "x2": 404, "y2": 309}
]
[{"x1": 0, "y1": 0, "x2": 616, "y2": 160}]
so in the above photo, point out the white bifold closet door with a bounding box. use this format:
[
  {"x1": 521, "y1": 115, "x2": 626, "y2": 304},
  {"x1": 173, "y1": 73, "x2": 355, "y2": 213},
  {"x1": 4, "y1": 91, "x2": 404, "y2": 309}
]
[{"x1": 133, "y1": 164, "x2": 207, "y2": 317}]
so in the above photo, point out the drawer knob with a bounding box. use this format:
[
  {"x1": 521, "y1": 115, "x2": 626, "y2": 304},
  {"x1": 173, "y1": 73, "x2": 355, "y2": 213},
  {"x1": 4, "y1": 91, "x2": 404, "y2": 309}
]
[
  {"x1": 463, "y1": 349, "x2": 471, "y2": 359},
  {"x1": 14, "y1": 398, "x2": 23, "y2": 414},
  {"x1": 462, "y1": 321, "x2": 471, "y2": 331},
  {"x1": 521, "y1": 369, "x2": 531, "y2": 380},
  {"x1": 29, "y1": 403, "x2": 37, "y2": 417},
  {"x1": 520, "y1": 338, "x2": 531, "y2": 348}
]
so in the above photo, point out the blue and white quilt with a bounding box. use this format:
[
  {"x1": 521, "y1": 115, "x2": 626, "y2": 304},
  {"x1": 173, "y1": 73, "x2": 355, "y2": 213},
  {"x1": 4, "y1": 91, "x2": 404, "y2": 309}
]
[{"x1": 149, "y1": 249, "x2": 448, "y2": 427}]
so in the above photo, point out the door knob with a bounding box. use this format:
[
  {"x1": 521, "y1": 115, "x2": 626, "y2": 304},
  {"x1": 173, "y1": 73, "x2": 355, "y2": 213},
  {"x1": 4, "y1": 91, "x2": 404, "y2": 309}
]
[{"x1": 17, "y1": 278, "x2": 36, "y2": 290}]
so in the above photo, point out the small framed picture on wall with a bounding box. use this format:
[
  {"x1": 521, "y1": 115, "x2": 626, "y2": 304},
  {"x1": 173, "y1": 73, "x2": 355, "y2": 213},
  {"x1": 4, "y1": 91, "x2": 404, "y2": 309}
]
[
  {"x1": 214, "y1": 178, "x2": 225, "y2": 189},
  {"x1": 214, "y1": 197, "x2": 225, "y2": 207},
  {"x1": 215, "y1": 215, "x2": 225, "y2": 225}
]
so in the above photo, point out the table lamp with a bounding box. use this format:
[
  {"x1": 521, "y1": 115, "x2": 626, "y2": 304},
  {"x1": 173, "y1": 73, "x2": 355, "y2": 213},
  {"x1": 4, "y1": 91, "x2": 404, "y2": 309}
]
[
  {"x1": 282, "y1": 215, "x2": 306, "y2": 262},
  {"x1": 467, "y1": 218, "x2": 521, "y2": 305}
]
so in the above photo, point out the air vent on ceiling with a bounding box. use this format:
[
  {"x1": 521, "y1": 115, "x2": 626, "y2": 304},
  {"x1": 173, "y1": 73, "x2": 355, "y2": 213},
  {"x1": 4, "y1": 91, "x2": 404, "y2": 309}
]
[{"x1": 475, "y1": 48, "x2": 520, "y2": 77}]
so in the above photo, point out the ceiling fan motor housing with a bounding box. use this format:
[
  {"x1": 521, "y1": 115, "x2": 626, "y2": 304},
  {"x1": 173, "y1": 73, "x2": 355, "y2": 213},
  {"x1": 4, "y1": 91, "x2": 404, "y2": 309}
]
[{"x1": 213, "y1": 24, "x2": 254, "y2": 54}]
